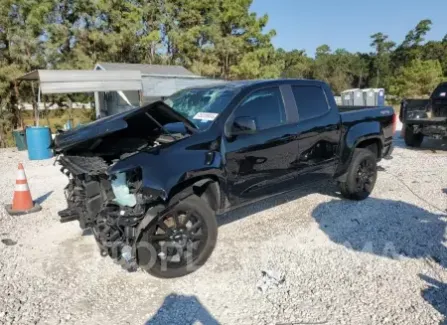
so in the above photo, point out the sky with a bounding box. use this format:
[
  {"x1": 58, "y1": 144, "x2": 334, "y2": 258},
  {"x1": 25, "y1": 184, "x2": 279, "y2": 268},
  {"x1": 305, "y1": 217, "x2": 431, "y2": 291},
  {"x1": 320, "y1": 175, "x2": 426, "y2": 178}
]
[{"x1": 251, "y1": 0, "x2": 447, "y2": 57}]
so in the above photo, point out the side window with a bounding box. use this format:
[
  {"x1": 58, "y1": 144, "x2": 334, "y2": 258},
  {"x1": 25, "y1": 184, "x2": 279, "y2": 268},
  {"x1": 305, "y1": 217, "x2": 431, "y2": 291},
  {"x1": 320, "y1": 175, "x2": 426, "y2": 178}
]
[
  {"x1": 233, "y1": 87, "x2": 286, "y2": 131},
  {"x1": 292, "y1": 86, "x2": 329, "y2": 120}
]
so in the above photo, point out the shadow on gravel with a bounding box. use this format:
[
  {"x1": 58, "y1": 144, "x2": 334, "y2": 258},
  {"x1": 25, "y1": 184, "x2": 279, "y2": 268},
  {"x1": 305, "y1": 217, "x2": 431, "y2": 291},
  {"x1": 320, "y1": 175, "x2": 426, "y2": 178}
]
[
  {"x1": 312, "y1": 198, "x2": 447, "y2": 267},
  {"x1": 394, "y1": 137, "x2": 447, "y2": 152},
  {"x1": 35, "y1": 191, "x2": 53, "y2": 204},
  {"x1": 1, "y1": 238, "x2": 17, "y2": 246},
  {"x1": 218, "y1": 180, "x2": 342, "y2": 227},
  {"x1": 312, "y1": 198, "x2": 447, "y2": 324},
  {"x1": 145, "y1": 294, "x2": 220, "y2": 325},
  {"x1": 420, "y1": 275, "x2": 447, "y2": 325}
]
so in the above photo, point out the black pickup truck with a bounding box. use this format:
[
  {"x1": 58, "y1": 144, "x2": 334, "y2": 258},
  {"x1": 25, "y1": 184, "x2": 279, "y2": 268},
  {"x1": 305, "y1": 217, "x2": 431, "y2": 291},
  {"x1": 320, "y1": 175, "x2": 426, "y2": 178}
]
[
  {"x1": 400, "y1": 82, "x2": 447, "y2": 147},
  {"x1": 53, "y1": 79, "x2": 395, "y2": 278}
]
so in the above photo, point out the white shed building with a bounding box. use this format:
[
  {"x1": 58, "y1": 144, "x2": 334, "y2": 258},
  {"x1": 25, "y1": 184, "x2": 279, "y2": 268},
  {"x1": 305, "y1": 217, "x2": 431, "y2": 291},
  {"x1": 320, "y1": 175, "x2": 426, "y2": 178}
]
[
  {"x1": 18, "y1": 63, "x2": 225, "y2": 120},
  {"x1": 94, "y1": 63, "x2": 225, "y2": 117}
]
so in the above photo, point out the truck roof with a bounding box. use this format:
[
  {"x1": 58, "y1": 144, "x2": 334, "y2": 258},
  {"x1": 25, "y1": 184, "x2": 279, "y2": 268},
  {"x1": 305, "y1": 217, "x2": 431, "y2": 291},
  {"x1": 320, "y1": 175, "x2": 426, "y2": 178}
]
[
  {"x1": 226, "y1": 78, "x2": 325, "y2": 87},
  {"x1": 176, "y1": 78, "x2": 327, "y2": 93}
]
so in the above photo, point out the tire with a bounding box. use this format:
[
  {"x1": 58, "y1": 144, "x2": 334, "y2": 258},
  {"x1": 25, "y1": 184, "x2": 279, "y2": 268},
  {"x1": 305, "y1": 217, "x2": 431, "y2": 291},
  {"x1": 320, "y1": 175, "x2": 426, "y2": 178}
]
[
  {"x1": 404, "y1": 125, "x2": 424, "y2": 147},
  {"x1": 137, "y1": 194, "x2": 218, "y2": 278},
  {"x1": 339, "y1": 148, "x2": 377, "y2": 201}
]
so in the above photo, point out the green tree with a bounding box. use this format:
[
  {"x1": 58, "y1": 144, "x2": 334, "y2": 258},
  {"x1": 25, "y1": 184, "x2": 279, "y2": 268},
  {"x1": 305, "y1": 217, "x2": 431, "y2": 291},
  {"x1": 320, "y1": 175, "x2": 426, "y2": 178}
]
[
  {"x1": 313, "y1": 44, "x2": 332, "y2": 83},
  {"x1": 0, "y1": 0, "x2": 53, "y2": 132},
  {"x1": 277, "y1": 49, "x2": 313, "y2": 79},
  {"x1": 389, "y1": 59, "x2": 443, "y2": 98},
  {"x1": 421, "y1": 41, "x2": 447, "y2": 76},
  {"x1": 393, "y1": 19, "x2": 433, "y2": 70},
  {"x1": 370, "y1": 32, "x2": 395, "y2": 87},
  {"x1": 313, "y1": 46, "x2": 354, "y2": 93},
  {"x1": 402, "y1": 19, "x2": 432, "y2": 47},
  {"x1": 348, "y1": 53, "x2": 371, "y2": 88},
  {"x1": 219, "y1": 0, "x2": 278, "y2": 80}
]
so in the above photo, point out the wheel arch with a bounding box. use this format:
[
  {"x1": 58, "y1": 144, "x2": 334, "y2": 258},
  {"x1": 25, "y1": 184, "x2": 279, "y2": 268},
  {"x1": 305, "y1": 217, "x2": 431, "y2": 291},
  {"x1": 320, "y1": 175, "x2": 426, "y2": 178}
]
[
  {"x1": 356, "y1": 138, "x2": 382, "y2": 159},
  {"x1": 335, "y1": 134, "x2": 383, "y2": 181},
  {"x1": 167, "y1": 175, "x2": 223, "y2": 213},
  {"x1": 132, "y1": 175, "x2": 224, "y2": 263}
]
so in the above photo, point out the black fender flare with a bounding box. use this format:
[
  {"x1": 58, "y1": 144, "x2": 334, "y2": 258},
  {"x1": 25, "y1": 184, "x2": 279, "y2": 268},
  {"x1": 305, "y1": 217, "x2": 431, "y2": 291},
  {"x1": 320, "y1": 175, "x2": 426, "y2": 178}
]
[
  {"x1": 335, "y1": 121, "x2": 384, "y2": 180},
  {"x1": 131, "y1": 177, "x2": 220, "y2": 258}
]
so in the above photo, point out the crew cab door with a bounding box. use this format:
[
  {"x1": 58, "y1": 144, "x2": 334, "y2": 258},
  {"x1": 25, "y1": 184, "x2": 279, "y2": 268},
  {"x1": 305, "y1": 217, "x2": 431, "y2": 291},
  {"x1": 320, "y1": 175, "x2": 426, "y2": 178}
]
[
  {"x1": 290, "y1": 84, "x2": 341, "y2": 183},
  {"x1": 222, "y1": 86, "x2": 299, "y2": 207}
]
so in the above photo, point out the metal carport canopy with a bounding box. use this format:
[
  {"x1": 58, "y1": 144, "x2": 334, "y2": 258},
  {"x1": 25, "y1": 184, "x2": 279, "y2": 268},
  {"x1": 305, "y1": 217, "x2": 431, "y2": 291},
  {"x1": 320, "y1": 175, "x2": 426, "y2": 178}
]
[{"x1": 18, "y1": 69, "x2": 142, "y2": 94}]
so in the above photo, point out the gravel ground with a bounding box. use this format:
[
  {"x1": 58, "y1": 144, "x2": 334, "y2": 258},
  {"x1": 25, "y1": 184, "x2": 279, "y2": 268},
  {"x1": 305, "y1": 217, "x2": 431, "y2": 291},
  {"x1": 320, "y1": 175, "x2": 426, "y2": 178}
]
[{"x1": 0, "y1": 136, "x2": 446, "y2": 325}]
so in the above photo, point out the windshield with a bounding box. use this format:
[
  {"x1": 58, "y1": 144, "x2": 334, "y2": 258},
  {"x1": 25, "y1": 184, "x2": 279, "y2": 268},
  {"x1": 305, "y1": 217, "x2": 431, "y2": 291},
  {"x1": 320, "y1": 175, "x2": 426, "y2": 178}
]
[{"x1": 164, "y1": 85, "x2": 238, "y2": 131}]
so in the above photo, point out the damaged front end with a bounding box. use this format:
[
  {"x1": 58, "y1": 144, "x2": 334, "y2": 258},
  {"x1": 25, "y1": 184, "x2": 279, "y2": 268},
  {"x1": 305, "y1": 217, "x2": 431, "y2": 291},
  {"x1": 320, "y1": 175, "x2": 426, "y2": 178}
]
[
  {"x1": 54, "y1": 101, "x2": 192, "y2": 272},
  {"x1": 58, "y1": 155, "x2": 163, "y2": 271}
]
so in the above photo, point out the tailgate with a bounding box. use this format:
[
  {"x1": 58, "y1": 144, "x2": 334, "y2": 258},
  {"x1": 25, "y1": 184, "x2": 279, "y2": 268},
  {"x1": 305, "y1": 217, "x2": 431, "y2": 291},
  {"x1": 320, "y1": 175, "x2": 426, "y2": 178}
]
[{"x1": 401, "y1": 99, "x2": 430, "y2": 122}]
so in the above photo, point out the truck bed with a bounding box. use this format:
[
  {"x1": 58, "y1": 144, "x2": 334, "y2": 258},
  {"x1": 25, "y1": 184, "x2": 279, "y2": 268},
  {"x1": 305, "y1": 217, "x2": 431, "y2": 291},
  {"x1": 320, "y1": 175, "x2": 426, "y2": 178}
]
[
  {"x1": 401, "y1": 94, "x2": 447, "y2": 124},
  {"x1": 339, "y1": 105, "x2": 395, "y2": 143}
]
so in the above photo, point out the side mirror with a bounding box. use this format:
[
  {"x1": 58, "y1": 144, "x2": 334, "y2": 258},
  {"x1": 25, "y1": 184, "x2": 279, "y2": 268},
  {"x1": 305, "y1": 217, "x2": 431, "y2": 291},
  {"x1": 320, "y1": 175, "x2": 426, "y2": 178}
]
[{"x1": 229, "y1": 116, "x2": 257, "y2": 136}]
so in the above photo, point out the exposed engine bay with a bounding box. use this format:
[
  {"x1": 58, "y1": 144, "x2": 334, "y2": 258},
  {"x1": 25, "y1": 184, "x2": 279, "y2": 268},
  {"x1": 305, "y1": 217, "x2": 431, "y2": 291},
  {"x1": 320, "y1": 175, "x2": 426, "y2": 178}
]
[{"x1": 57, "y1": 132, "x2": 182, "y2": 271}]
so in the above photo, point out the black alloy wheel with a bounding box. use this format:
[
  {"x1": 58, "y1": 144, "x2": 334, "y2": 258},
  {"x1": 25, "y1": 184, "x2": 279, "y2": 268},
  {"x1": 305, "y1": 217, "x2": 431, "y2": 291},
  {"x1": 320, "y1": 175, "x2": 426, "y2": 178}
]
[
  {"x1": 339, "y1": 148, "x2": 377, "y2": 201},
  {"x1": 355, "y1": 159, "x2": 376, "y2": 193},
  {"x1": 138, "y1": 194, "x2": 218, "y2": 278},
  {"x1": 150, "y1": 209, "x2": 207, "y2": 266}
]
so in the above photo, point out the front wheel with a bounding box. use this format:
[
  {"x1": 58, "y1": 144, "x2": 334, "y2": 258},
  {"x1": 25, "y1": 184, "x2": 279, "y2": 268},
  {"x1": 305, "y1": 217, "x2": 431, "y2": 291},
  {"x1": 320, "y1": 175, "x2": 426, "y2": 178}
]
[
  {"x1": 339, "y1": 148, "x2": 377, "y2": 201},
  {"x1": 137, "y1": 194, "x2": 217, "y2": 278}
]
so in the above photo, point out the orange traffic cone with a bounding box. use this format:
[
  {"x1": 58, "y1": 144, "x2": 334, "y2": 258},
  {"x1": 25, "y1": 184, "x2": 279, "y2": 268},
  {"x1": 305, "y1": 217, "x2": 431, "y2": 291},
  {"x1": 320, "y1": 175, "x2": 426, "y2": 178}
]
[{"x1": 5, "y1": 163, "x2": 42, "y2": 215}]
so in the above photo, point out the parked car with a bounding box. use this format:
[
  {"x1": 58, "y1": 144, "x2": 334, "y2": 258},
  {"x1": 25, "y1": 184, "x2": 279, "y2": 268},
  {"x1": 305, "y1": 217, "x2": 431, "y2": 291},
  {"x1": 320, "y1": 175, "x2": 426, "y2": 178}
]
[
  {"x1": 53, "y1": 79, "x2": 396, "y2": 278},
  {"x1": 400, "y1": 82, "x2": 447, "y2": 147}
]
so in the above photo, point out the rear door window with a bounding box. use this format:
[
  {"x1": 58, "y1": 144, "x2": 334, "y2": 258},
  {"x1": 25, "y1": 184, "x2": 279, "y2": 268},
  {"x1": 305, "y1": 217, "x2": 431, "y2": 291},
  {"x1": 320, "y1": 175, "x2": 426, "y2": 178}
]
[{"x1": 292, "y1": 86, "x2": 329, "y2": 120}]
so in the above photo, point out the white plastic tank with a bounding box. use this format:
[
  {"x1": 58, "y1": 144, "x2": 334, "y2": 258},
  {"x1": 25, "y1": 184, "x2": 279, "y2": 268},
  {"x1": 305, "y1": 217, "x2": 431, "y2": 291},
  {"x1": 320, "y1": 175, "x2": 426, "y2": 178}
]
[
  {"x1": 353, "y1": 89, "x2": 363, "y2": 105},
  {"x1": 341, "y1": 88, "x2": 359, "y2": 106},
  {"x1": 362, "y1": 88, "x2": 385, "y2": 106},
  {"x1": 362, "y1": 88, "x2": 376, "y2": 106}
]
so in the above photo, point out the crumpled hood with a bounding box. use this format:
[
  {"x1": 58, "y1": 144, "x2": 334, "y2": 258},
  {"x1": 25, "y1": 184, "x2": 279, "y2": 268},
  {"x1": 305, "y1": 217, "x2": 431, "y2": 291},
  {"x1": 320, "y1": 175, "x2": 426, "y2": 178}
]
[{"x1": 52, "y1": 101, "x2": 195, "y2": 153}]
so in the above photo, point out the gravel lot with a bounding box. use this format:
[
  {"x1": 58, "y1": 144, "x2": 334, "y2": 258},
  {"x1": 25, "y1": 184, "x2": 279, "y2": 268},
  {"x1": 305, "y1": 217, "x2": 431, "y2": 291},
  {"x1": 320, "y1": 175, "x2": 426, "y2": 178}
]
[{"x1": 0, "y1": 135, "x2": 446, "y2": 325}]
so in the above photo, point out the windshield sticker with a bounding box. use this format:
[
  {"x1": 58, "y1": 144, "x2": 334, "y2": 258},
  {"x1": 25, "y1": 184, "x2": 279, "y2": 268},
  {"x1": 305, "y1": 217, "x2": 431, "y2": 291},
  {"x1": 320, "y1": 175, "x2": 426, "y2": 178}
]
[
  {"x1": 193, "y1": 112, "x2": 218, "y2": 121},
  {"x1": 440, "y1": 92, "x2": 446, "y2": 97}
]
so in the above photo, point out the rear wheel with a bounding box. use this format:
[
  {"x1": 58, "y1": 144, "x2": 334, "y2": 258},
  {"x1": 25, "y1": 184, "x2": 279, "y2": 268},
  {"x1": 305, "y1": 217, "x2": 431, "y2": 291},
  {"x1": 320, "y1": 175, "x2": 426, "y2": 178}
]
[
  {"x1": 339, "y1": 148, "x2": 377, "y2": 201},
  {"x1": 137, "y1": 194, "x2": 217, "y2": 278},
  {"x1": 404, "y1": 125, "x2": 424, "y2": 147}
]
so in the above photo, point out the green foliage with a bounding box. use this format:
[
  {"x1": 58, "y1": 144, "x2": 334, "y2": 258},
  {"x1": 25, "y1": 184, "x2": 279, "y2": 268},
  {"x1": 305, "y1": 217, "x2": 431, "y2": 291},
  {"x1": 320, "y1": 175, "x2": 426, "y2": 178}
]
[
  {"x1": 21, "y1": 108, "x2": 94, "y2": 133},
  {"x1": 389, "y1": 59, "x2": 443, "y2": 98},
  {"x1": 0, "y1": 1, "x2": 446, "y2": 148},
  {"x1": 277, "y1": 49, "x2": 312, "y2": 79},
  {"x1": 370, "y1": 32, "x2": 395, "y2": 88}
]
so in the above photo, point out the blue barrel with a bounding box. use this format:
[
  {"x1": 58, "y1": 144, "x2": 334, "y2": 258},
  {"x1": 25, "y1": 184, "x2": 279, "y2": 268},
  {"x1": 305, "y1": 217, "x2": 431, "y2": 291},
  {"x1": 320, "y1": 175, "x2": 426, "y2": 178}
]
[{"x1": 26, "y1": 126, "x2": 53, "y2": 160}]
